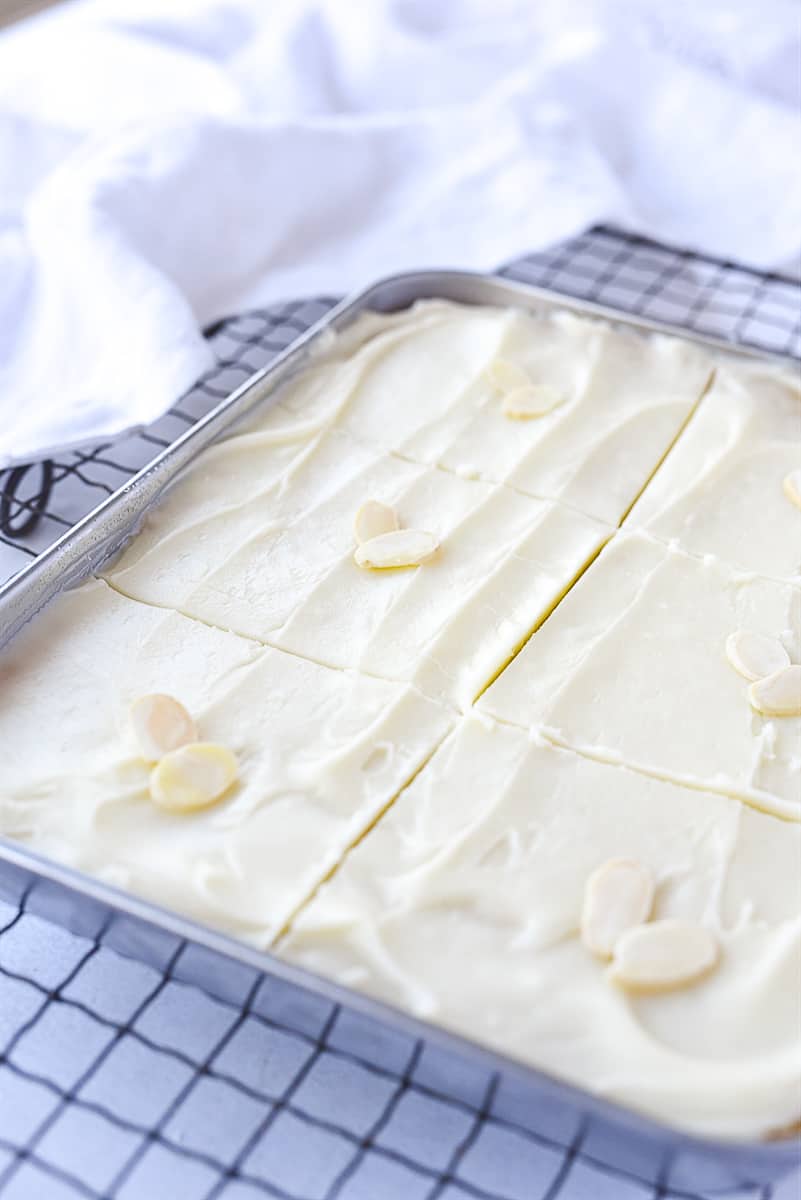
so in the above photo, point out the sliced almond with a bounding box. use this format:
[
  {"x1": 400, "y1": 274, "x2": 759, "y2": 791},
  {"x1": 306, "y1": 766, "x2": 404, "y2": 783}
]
[
  {"x1": 150, "y1": 743, "x2": 238, "y2": 813},
  {"x1": 725, "y1": 630, "x2": 790, "y2": 682},
  {"x1": 783, "y1": 468, "x2": 801, "y2": 511},
  {"x1": 131, "y1": 694, "x2": 197, "y2": 762},
  {"x1": 485, "y1": 358, "x2": 530, "y2": 393},
  {"x1": 354, "y1": 528, "x2": 439, "y2": 570},
  {"x1": 502, "y1": 384, "x2": 565, "y2": 419},
  {"x1": 581, "y1": 858, "x2": 654, "y2": 960},
  {"x1": 353, "y1": 500, "x2": 399, "y2": 545},
  {"x1": 748, "y1": 665, "x2": 801, "y2": 717},
  {"x1": 610, "y1": 919, "x2": 718, "y2": 993}
]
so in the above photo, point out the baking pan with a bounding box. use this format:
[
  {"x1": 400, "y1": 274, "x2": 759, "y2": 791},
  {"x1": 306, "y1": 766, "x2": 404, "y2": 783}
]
[{"x1": 0, "y1": 270, "x2": 798, "y2": 1190}]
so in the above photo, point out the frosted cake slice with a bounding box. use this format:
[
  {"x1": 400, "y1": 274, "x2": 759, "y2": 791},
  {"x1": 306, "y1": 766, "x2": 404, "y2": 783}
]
[
  {"x1": 106, "y1": 430, "x2": 610, "y2": 709},
  {"x1": 245, "y1": 300, "x2": 714, "y2": 525},
  {"x1": 478, "y1": 532, "x2": 801, "y2": 818},
  {"x1": 626, "y1": 362, "x2": 801, "y2": 581},
  {"x1": 0, "y1": 580, "x2": 452, "y2": 946},
  {"x1": 282, "y1": 718, "x2": 801, "y2": 1140}
]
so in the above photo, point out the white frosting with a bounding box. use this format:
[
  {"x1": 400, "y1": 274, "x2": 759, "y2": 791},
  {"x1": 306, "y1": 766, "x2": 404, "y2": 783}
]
[
  {"x1": 0, "y1": 581, "x2": 452, "y2": 946},
  {"x1": 479, "y1": 532, "x2": 801, "y2": 819},
  {"x1": 243, "y1": 300, "x2": 713, "y2": 526},
  {"x1": 1, "y1": 299, "x2": 798, "y2": 1141},
  {"x1": 626, "y1": 362, "x2": 801, "y2": 582},
  {"x1": 283, "y1": 718, "x2": 801, "y2": 1140},
  {"x1": 106, "y1": 428, "x2": 610, "y2": 709}
]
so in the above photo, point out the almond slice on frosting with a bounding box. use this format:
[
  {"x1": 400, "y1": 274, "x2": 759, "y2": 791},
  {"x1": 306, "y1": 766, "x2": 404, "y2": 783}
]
[
  {"x1": 502, "y1": 384, "x2": 565, "y2": 419},
  {"x1": 131, "y1": 694, "x2": 197, "y2": 762},
  {"x1": 749, "y1": 665, "x2": 801, "y2": 717},
  {"x1": 354, "y1": 528, "x2": 439, "y2": 570},
  {"x1": 581, "y1": 858, "x2": 654, "y2": 959},
  {"x1": 485, "y1": 358, "x2": 530, "y2": 393},
  {"x1": 725, "y1": 630, "x2": 790, "y2": 682},
  {"x1": 783, "y1": 468, "x2": 801, "y2": 510},
  {"x1": 150, "y1": 743, "x2": 238, "y2": 812},
  {"x1": 353, "y1": 500, "x2": 399, "y2": 545},
  {"x1": 610, "y1": 919, "x2": 718, "y2": 993}
]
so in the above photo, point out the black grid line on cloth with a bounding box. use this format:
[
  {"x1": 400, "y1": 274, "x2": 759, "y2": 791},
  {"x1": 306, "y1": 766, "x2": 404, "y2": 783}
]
[
  {"x1": 532, "y1": 1119, "x2": 589, "y2": 1200},
  {"x1": 319, "y1": 1039, "x2": 425, "y2": 1200},
  {"x1": 0, "y1": 929, "x2": 187, "y2": 1197},
  {"x1": 99, "y1": 973, "x2": 270, "y2": 1198},
  {"x1": 421, "y1": 1073, "x2": 500, "y2": 1200},
  {"x1": 0, "y1": 229, "x2": 798, "y2": 1200}
]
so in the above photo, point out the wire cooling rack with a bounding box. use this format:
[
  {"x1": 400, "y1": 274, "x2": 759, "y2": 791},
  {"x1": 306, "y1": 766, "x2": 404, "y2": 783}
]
[{"x1": 0, "y1": 228, "x2": 799, "y2": 1200}]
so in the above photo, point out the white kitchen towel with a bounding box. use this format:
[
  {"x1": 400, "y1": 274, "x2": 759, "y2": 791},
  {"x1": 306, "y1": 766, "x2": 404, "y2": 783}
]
[{"x1": 1, "y1": 0, "x2": 800, "y2": 466}]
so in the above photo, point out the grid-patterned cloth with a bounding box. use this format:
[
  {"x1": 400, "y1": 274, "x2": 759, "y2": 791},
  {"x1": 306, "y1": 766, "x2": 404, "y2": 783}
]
[{"x1": 0, "y1": 229, "x2": 799, "y2": 1200}]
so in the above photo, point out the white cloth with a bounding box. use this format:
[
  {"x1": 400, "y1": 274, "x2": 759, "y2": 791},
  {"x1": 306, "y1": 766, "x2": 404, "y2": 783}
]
[{"x1": 0, "y1": 0, "x2": 799, "y2": 466}]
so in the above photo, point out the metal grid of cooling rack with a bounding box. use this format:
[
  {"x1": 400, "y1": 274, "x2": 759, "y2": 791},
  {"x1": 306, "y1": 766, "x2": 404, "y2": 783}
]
[{"x1": 0, "y1": 228, "x2": 799, "y2": 1200}]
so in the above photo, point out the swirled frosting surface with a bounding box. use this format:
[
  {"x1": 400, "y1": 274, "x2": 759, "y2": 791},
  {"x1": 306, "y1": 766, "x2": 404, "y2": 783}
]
[
  {"x1": 0, "y1": 581, "x2": 452, "y2": 946},
  {"x1": 626, "y1": 362, "x2": 801, "y2": 582},
  {"x1": 241, "y1": 299, "x2": 714, "y2": 525},
  {"x1": 1, "y1": 300, "x2": 799, "y2": 1140},
  {"x1": 284, "y1": 718, "x2": 801, "y2": 1139},
  {"x1": 479, "y1": 531, "x2": 801, "y2": 820},
  {"x1": 105, "y1": 428, "x2": 610, "y2": 708}
]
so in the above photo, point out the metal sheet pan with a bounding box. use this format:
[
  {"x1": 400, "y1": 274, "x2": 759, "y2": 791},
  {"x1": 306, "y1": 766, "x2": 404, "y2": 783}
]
[{"x1": 1, "y1": 270, "x2": 798, "y2": 1190}]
